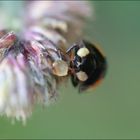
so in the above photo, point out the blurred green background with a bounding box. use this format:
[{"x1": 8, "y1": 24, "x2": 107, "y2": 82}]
[{"x1": 0, "y1": 1, "x2": 140, "y2": 139}]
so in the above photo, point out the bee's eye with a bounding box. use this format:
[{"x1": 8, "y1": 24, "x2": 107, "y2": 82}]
[
  {"x1": 77, "y1": 47, "x2": 89, "y2": 58},
  {"x1": 76, "y1": 71, "x2": 88, "y2": 81}
]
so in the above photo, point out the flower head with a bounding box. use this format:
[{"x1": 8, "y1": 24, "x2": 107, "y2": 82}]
[{"x1": 0, "y1": 54, "x2": 34, "y2": 122}]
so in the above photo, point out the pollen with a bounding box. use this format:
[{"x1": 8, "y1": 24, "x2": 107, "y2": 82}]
[
  {"x1": 76, "y1": 71, "x2": 88, "y2": 81},
  {"x1": 52, "y1": 60, "x2": 68, "y2": 76},
  {"x1": 77, "y1": 47, "x2": 89, "y2": 57}
]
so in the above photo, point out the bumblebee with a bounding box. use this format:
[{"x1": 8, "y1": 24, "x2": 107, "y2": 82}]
[{"x1": 67, "y1": 40, "x2": 107, "y2": 92}]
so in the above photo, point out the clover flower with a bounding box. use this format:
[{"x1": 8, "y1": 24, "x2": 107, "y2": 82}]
[
  {"x1": 0, "y1": 54, "x2": 34, "y2": 122},
  {"x1": 0, "y1": 1, "x2": 93, "y2": 123}
]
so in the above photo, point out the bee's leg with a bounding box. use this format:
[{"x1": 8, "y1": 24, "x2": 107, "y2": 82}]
[
  {"x1": 56, "y1": 49, "x2": 62, "y2": 60},
  {"x1": 71, "y1": 74, "x2": 79, "y2": 87},
  {"x1": 66, "y1": 44, "x2": 78, "y2": 54}
]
